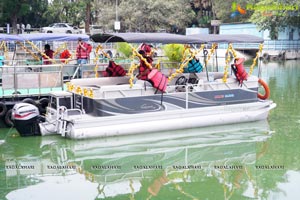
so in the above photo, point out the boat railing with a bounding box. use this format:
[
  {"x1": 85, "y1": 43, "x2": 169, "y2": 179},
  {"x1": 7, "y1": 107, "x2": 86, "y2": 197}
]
[
  {"x1": 217, "y1": 43, "x2": 261, "y2": 50},
  {"x1": 0, "y1": 64, "x2": 64, "y2": 96},
  {"x1": 65, "y1": 108, "x2": 84, "y2": 118},
  {"x1": 0, "y1": 63, "x2": 107, "y2": 96}
]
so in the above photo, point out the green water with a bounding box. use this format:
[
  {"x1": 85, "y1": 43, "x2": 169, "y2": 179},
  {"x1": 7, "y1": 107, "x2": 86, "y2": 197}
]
[{"x1": 0, "y1": 60, "x2": 299, "y2": 200}]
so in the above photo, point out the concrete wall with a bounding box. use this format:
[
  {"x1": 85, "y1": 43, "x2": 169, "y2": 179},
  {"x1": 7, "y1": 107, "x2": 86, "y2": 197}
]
[
  {"x1": 220, "y1": 23, "x2": 300, "y2": 41},
  {"x1": 278, "y1": 27, "x2": 300, "y2": 40},
  {"x1": 186, "y1": 27, "x2": 209, "y2": 35},
  {"x1": 219, "y1": 23, "x2": 266, "y2": 38}
]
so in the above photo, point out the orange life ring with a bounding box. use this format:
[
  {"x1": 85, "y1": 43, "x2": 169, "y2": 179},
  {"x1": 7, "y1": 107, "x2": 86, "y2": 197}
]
[{"x1": 258, "y1": 78, "x2": 270, "y2": 100}]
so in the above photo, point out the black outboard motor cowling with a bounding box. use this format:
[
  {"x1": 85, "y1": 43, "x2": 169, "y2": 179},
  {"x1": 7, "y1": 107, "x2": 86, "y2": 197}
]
[{"x1": 12, "y1": 103, "x2": 43, "y2": 136}]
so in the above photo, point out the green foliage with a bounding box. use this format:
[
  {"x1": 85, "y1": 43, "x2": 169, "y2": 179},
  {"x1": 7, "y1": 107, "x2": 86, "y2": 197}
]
[
  {"x1": 249, "y1": 0, "x2": 300, "y2": 39},
  {"x1": 1, "y1": 0, "x2": 299, "y2": 40},
  {"x1": 90, "y1": 0, "x2": 115, "y2": 32},
  {"x1": 163, "y1": 44, "x2": 185, "y2": 62},
  {"x1": 117, "y1": 0, "x2": 195, "y2": 33},
  {"x1": 0, "y1": 0, "x2": 48, "y2": 33},
  {"x1": 43, "y1": 0, "x2": 85, "y2": 27},
  {"x1": 116, "y1": 42, "x2": 133, "y2": 58},
  {"x1": 24, "y1": 0, "x2": 48, "y2": 27},
  {"x1": 198, "y1": 15, "x2": 212, "y2": 26},
  {"x1": 211, "y1": 0, "x2": 254, "y2": 23}
]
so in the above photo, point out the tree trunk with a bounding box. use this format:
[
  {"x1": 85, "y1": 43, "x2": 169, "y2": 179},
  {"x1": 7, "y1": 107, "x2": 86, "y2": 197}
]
[
  {"x1": 11, "y1": 13, "x2": 18, "y2": 34},
  {"x1": 85, "y1": 1, "x2": 91, "y2": 34}
]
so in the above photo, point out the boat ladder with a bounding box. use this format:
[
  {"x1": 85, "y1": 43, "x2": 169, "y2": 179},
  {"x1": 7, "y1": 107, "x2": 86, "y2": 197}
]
[
  {"x1": 57, "y1": 107, "x2": 84, "y2": 137},
  {"x1": 56, "y1": 106, "x2": 68, "y2": 137}
]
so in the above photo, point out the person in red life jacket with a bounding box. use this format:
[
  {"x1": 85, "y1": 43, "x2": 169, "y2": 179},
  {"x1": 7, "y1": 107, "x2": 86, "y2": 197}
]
[
  {"x1": 43, "y1": 44, "x2": 54, "y2": 65},
  {"x1": 137, "y1": 43, "x2": 153, "y2": 80},
  {"x1": 76, "y1": 37, "x2": 91, "y2": 64},
  {"x1": 76, "y1": 37, "x2": 92, "y2": 77},
  {"x1": 231, "y1": 57, "x2": 248, "y2": 86}
]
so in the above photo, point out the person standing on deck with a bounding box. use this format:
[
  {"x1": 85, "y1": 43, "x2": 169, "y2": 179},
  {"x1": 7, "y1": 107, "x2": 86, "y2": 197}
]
[
  {"x1": 76, "y1": 37, "x2": 90, "y2": 64},
  {"x1": 43, "y1": 44, "x2": 54, "y2": 65},
  {"x1": 76, "y1": 37, "x2": 92, "y2": 78}
]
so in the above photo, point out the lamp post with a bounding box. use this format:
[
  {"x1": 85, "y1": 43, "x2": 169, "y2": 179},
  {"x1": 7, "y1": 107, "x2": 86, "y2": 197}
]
[
  {"x1": 114, "y1": 0, "x2": 120, "y2": 32},
  {"x1": 116, "y1": 0, "x2": 118, "y2": 21}
]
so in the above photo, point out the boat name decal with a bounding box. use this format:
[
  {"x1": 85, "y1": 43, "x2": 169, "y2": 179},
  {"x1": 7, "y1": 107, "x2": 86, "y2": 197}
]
[
  {"x1": 225, "y1": 94, "x2": 235, "y2": 98},
  {"x1": 214, "y1": 94, "x2": 235, "y2": 99}
]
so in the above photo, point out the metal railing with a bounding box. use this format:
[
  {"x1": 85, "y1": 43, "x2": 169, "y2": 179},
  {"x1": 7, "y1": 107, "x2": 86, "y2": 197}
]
[
  {"x1": 217, "y1": 40, "x2": 300, "y2": 50},
  {"x1": 263, "y1": 40, "x2": 300, "y2": 50}
]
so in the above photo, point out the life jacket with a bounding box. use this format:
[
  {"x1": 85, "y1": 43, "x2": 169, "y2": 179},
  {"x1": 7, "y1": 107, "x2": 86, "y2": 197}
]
[
  {"x1": 86, "y1": 44, "x2": 92, "y2": 54},
  {"x1": 139, "y1": 56, "x2": 153, "y2": 80},
  {"x1": 105, "y1": 60, "x2": 126, "y2": 77},
  {"x1": 137, "y1": 44, "x2": 153, "y2": 80},
  {"x1": 140, "y1": 43, "x2": 152, "y2": 56},
  {"x1": 185, "y1": 58, "x2": 203, "y2": 73},
  {"x1": 148, "y1": 69, "x2": 168, "y2": 92},
  {"x1": 233, "y1": 58, "x2": 248, "y2": 85},
  {"x1": 60, "y1": 49, "x2": 71, "y2": 63},
  {"x1": 76, "y1": 42, "x2": 90, "y2": 59}
]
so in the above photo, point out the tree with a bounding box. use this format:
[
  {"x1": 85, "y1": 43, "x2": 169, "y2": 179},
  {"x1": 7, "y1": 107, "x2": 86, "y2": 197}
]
[
  {"x1": 0, "y1": 0, "x2": 48, "y2": 32},
  {"x1": 84, "y1": 0, "x2": 92, "y2": 34},
  {"x1": 210, "y1": 0, "x2": 253, "y2": 24},
  {"x1": 190, "y1": 0, "x2": 213, "y2": 28},
  {"x1": 91, "y1": 0, "x2": 115, "y2": 33},
  {"x1": 1, "y1": 0, "x2": 31, "y2": 33},
  {"x1": 249, "y1": 0, "x2": 300, "y2": 39},
  {"x1": 22, "y1": 0, "x2": 48, "y2": 28},
  {"x1": 43, "y1": 0, "x2": 85, "y2": 27},
  {"x1": 117, "y1": 0, "x2": 195, "y2": 33}
]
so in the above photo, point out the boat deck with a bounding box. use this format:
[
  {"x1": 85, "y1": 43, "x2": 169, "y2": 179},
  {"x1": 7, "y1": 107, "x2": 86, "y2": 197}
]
[{"x1": 68, "y1": 72, "x2": 259, "y2": 100}]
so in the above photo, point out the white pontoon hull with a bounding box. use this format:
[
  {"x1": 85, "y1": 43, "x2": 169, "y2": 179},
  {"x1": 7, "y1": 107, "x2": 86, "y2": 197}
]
[
  {"x1": 47, "y1": 100, "x2": 275, "y2": 139},
  {"x1": 14, "y1": 73, "x2": 276, "y2": 139}
]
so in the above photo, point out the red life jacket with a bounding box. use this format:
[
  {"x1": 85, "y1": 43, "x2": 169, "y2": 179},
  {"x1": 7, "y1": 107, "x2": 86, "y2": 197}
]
[
  {"x1": 140, "y1": 43, "x2": 152, "y2": 56},
  {"x1": 234, "y1": 58, "x2": 248, "y2": 85},
  {"x1": 86, "y1": 44, "x2": 92, "y2": 54},
  {"x1": 105, "y1": 61, "x2": 126, "y2": 77},
  {"x1": 148, "y1": 69, "x2": 168, "y2": 92},
  {"x1": 139, "y1": 57, "x2": 153, "y2": 80},
  {"x1": 60, "y1": 49, "x2": 71, "y2": 63},
  {"x1": 138, "y1": 44, "x2": 153, "y2": 80}
]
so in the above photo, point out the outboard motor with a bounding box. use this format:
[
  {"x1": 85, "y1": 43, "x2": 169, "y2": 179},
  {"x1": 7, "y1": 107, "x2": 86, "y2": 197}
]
[{"x1": 12, "y1": 103, "x2": 44, "y2": 136}]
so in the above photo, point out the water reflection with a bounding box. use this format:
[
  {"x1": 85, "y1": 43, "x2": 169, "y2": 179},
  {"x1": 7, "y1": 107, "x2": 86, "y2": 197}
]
[
  {"x1": 1, "y1": 120, "x2": 273, "y2": 200},
  {"x1": 1, "y1": 60, "x2": 300, "y2": 199}
]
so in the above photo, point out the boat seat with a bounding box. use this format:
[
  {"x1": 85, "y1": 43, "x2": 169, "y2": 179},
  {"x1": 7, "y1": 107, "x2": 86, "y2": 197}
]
[
  {"x1": 94, "y1": 81, "x2": 159, "y2": 99},
  {"x1": 70, "y1": 77, "x2": 130, "y2": 87}
]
